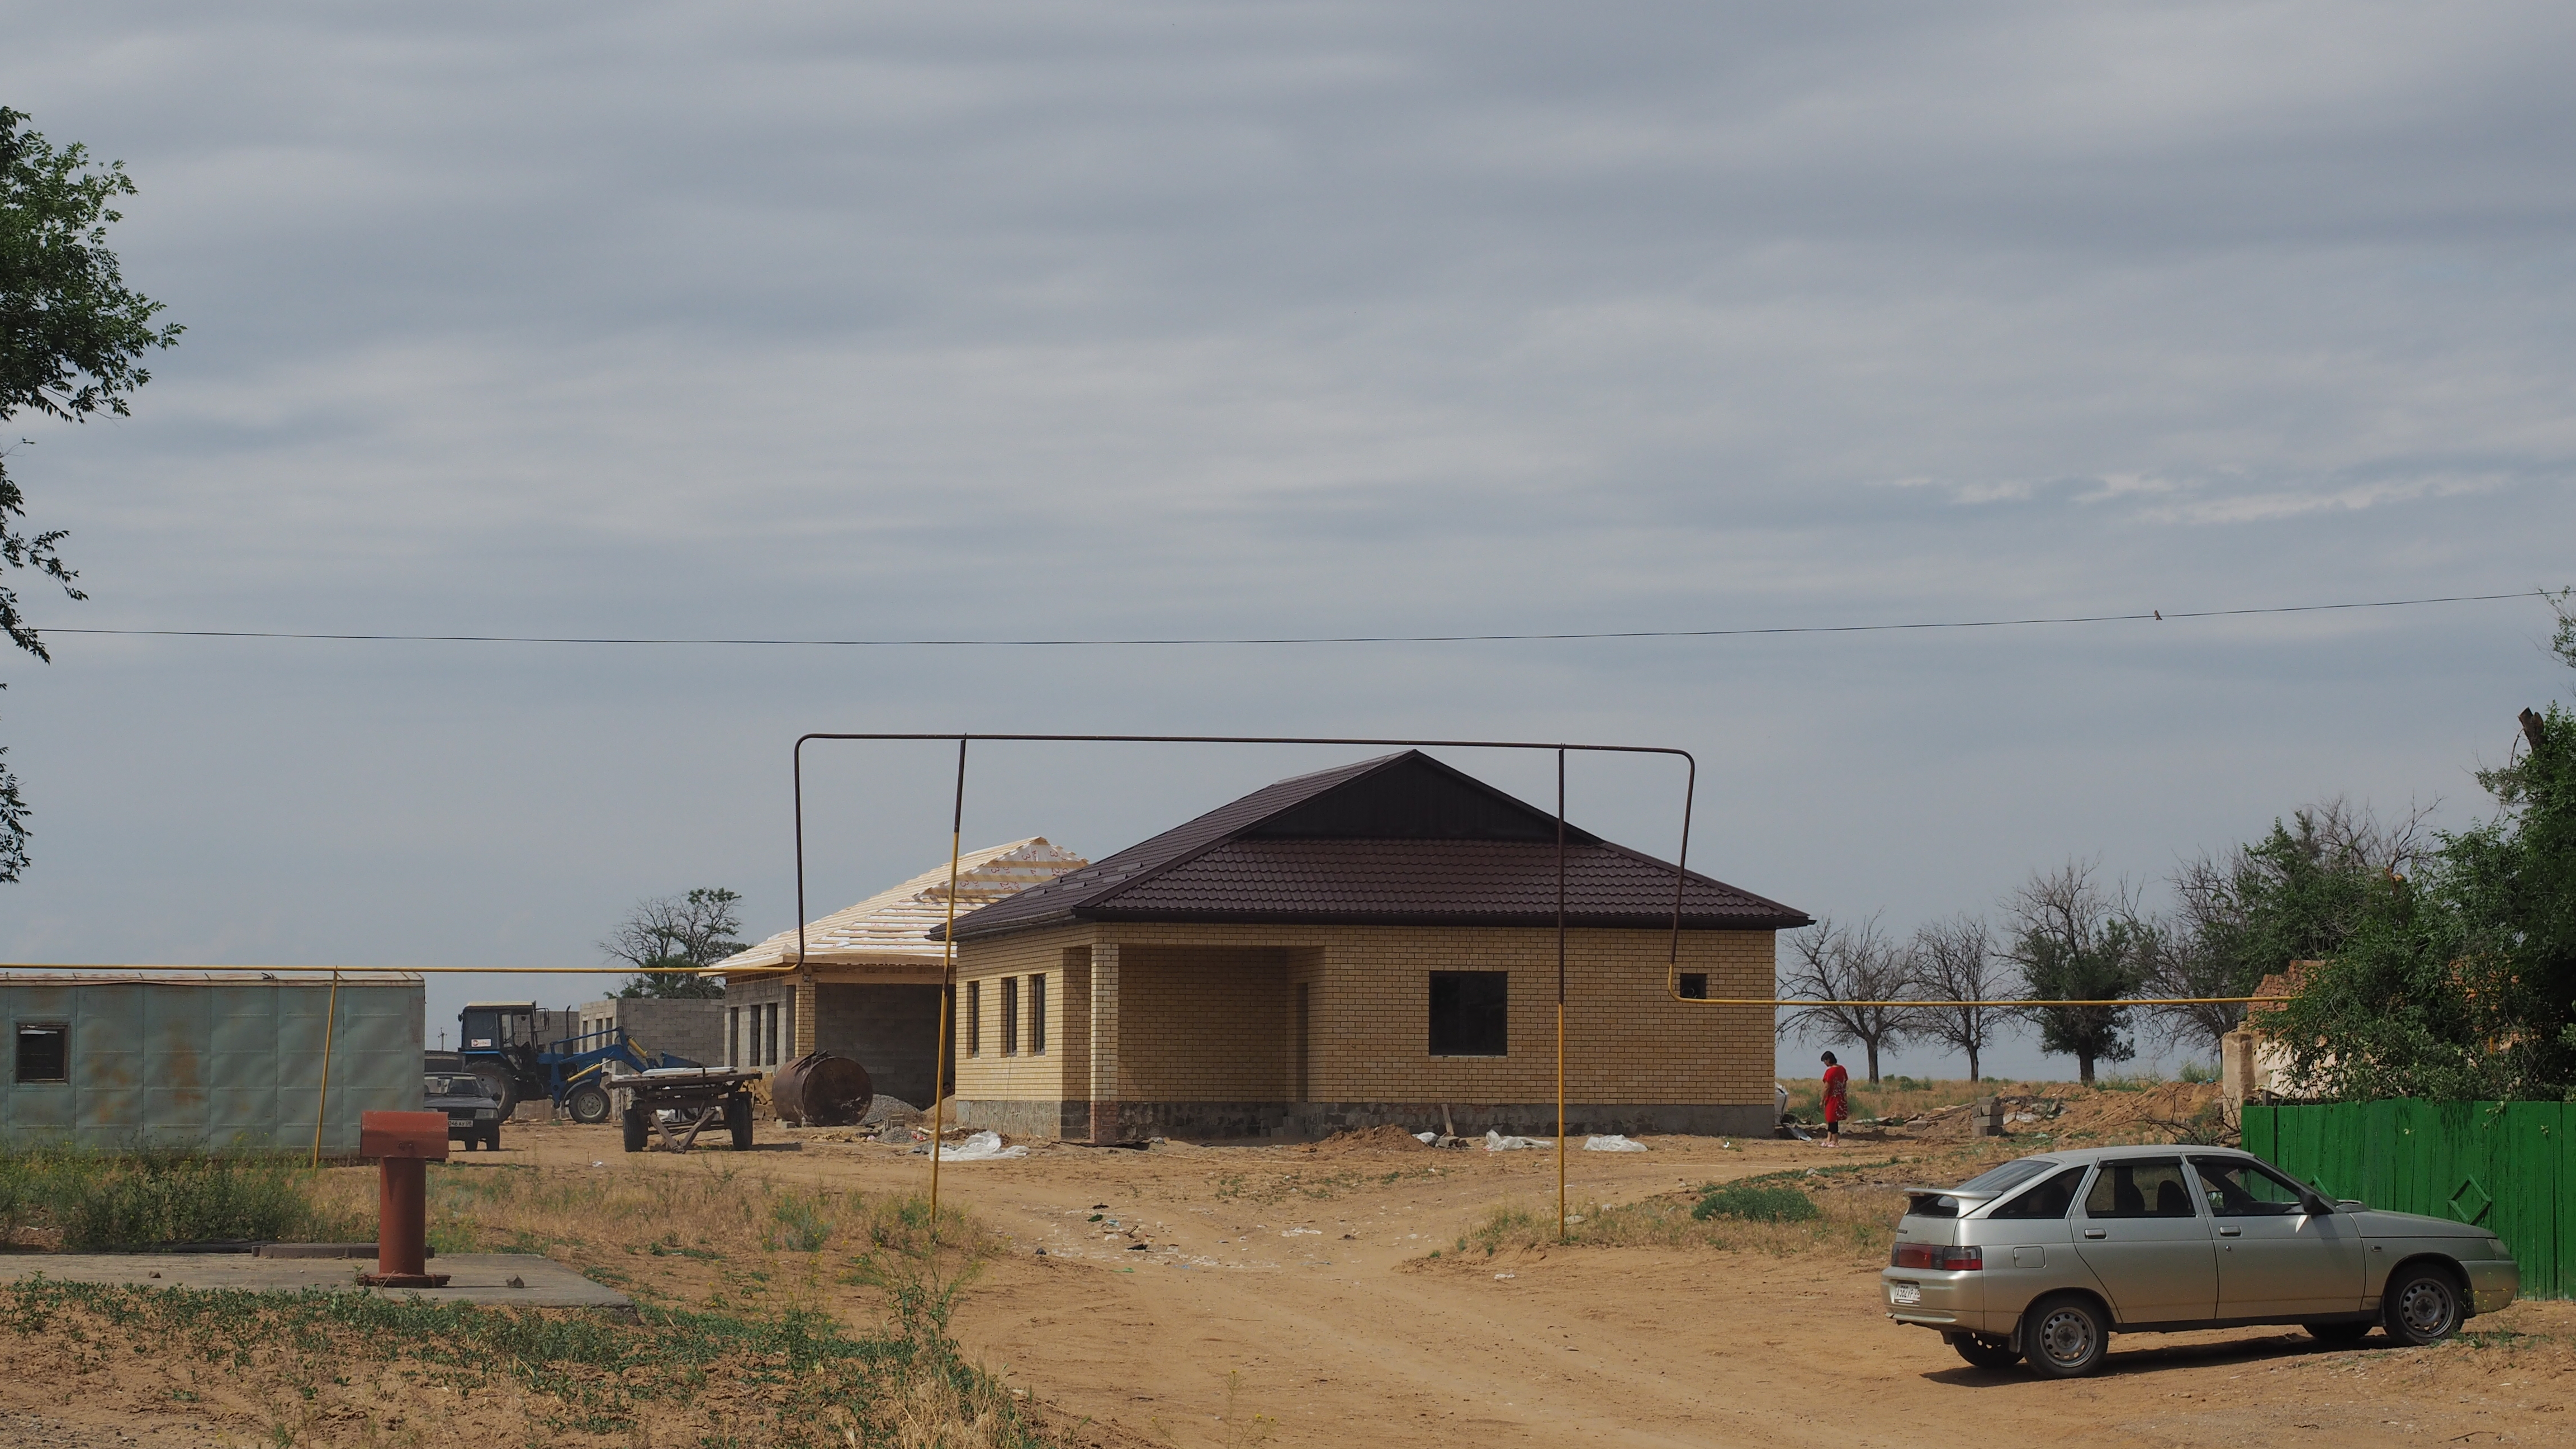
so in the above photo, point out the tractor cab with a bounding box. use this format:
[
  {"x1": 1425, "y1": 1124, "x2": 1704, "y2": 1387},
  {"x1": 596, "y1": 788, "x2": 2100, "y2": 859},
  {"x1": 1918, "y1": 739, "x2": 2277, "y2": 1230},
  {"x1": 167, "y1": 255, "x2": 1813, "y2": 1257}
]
[{"x1": 458, "y1": 1002, "x2": 541, "y2": 1112}]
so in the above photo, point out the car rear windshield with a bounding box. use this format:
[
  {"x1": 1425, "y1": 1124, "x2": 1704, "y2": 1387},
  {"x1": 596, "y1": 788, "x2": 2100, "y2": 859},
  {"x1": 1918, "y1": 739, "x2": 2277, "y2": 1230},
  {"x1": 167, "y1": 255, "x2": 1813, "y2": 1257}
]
[{"x1": 1953, "y1": 1157, "x2": 2062, "y2": 1195}]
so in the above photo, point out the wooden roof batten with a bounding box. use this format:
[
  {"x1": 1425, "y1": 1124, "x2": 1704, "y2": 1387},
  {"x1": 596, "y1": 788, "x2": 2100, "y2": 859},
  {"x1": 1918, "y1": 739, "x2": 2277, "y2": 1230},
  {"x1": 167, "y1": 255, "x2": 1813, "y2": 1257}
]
[
  {"x1": 938, "y1": 750, "x2": 1810, "y2": 943},
  {"x1": 716, "y1": 837, "x2": 1090, "y2": 978}
]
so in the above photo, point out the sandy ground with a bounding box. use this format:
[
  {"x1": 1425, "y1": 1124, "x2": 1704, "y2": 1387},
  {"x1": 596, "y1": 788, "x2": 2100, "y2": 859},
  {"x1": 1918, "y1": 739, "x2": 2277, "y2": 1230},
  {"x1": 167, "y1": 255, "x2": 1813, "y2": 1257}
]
[
  {"x1": 523, "y1": 1122, "x2": 2575, "y2": 1447},
  {"x1": 4, "y1": 1119, "x2": 2569, "y2": 1447}
]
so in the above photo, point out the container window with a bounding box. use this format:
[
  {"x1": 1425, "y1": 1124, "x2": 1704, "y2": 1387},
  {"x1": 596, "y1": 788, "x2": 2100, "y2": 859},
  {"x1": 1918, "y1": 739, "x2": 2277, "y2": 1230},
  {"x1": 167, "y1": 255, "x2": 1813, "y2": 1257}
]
[
  {"x1": 15, "y1": 1024, "x2": 67, "y2": 1083},
  {"x1": 1428, "y1": 972, "x2": 1508, "y2": 1057}
]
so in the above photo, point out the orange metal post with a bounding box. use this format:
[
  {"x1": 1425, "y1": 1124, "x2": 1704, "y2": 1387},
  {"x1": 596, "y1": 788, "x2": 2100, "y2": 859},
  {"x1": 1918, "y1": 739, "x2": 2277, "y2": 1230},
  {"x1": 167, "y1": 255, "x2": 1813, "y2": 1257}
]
[{"x1": 358, "y1": 1110, "x2": 451, "y2": 1288}]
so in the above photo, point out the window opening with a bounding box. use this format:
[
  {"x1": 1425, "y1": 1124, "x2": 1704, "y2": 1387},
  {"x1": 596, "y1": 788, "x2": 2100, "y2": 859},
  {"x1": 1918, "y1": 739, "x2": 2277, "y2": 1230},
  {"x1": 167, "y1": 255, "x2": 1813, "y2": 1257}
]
[
  {"x1": 1677, "y1": 973, "x2": 1708, "y2": 1000},
  {"x1": 2082, "y1": 1158, "x2": 2198, "y2": 1219},
  {"x1": 966, "y1": 981, "x2": 982, "y2": 1057},
  {"x1": 1029, "y1": 974, "x2": 1046, "y2": 1055},
  {"x1": 2191, "y1": 1155, "x2": 2326, "y2": 1216},
  {"x1": 1428, "y1": 972, "x2": 1509, "y2": 1057},
  {"x1": 15, "y1": 1024, "x2": 67, "y2": 1083},
  {"x1": 1001, "y1": 976, "x2": 1020, "y2": 1055}
]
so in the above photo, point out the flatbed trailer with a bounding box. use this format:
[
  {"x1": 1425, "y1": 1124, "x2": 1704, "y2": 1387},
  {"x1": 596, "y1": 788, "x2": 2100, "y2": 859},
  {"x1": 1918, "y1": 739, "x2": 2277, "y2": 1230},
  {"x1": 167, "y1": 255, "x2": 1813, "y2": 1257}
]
[{"x1": 615, "y1": 1066, "x2": 763, "y2": 1153}]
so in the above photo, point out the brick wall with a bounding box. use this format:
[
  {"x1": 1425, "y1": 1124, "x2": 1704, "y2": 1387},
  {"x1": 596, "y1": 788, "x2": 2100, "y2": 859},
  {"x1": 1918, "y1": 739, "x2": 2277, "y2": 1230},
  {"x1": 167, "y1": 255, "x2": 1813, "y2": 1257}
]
[
  {"x1": 950, "y1": 920, "x2": 1776, "y2": 1139},
  {"x1": 573, "y1": 997, "x2": 726, "y2": 1067},
  {"x1": 812, "y1": 983, "x2": 944, "y2": 1107}
]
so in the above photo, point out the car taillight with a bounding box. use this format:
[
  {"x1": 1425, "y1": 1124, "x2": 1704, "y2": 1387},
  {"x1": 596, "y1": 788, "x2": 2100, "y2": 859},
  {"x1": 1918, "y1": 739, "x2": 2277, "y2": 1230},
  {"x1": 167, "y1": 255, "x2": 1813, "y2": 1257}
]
[{"x1": 1890, "y1": 1243, "x2": 1982, "y2": 1271}]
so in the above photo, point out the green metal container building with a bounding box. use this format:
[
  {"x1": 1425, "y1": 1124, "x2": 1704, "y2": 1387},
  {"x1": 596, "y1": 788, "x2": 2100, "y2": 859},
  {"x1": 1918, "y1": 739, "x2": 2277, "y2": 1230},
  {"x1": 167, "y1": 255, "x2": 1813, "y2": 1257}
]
[{"x1": 0, "y1": 972, "x2": 423, "y2": 1157}]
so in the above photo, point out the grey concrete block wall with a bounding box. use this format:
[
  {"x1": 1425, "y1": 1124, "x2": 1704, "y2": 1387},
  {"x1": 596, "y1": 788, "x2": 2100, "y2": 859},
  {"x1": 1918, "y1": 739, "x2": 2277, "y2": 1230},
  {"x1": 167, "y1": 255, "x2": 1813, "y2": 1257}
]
[
  {"x1": 575, "y1": 998, "x2": 726, "y2": 1067},
  {"x1": 814, "y1": 984, "x2": 944, "y2": 1109}
]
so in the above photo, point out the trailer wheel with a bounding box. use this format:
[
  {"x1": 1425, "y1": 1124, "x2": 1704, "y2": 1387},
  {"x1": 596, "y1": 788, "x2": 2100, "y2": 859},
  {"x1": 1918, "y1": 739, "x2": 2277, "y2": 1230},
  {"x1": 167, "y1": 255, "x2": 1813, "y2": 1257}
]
[
  {"x1": 728, "y1": 1093, "x2": 754, "y2": 1150},
  {"x1": 567, "y1": 1082, "x2": 613, "y2": 1124},
  {"x1": 622, "y1": 1106, "x2": 648, "y2": 1153}
]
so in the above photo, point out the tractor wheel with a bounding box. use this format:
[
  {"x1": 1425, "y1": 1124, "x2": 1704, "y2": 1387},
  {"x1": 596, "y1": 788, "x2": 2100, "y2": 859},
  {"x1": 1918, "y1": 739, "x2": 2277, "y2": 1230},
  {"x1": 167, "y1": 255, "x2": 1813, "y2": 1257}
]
[
  {"x1": 566, "y1": 1083, "x2": 613, "y2": 1125},
  {"x1": 622, "y1": 1107, "x2": 648, "y2": 1153},
  {"x1": 728, "y1": 1093, "x2": 754, "y2": 1150}
]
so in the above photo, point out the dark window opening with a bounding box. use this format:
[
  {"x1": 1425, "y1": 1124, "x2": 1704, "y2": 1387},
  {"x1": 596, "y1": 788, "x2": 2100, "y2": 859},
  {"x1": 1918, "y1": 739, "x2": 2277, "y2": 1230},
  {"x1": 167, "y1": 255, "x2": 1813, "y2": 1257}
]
[
  {"x1": 1001, "y1": 977, "x2": 1020, "y2": 1055},
  {"x1": 1029, "y1": 974, "x2": 1046, "y2": 1055},
  {"x1": 15, "y1": 1024, "x2": 67, "y2": 1084},
  {"x1": 1428, "y1": 972, "x2": 1509, "y2": 1057},
  {"x1": 1677, "y1": 973, "x2": 1708, "y2": 1000},
  {"x1": 965, "y1": 981, "x2": 982, "y2": 1057}
]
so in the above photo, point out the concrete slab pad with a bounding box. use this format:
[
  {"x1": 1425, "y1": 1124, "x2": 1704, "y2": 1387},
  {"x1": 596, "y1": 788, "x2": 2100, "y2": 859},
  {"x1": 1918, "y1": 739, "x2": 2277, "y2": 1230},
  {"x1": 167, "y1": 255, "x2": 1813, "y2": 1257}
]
[{"x1": 0, "y1": 1252, "x2": 629, "y2": 1308}]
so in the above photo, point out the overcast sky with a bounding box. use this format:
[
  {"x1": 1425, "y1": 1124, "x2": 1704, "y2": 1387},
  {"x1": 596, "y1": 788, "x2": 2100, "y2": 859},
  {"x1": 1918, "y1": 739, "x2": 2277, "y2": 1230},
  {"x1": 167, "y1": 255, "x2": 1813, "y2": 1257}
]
[{"x1": 4, "y1": 3, "x2": 2572, "y2": 1082}]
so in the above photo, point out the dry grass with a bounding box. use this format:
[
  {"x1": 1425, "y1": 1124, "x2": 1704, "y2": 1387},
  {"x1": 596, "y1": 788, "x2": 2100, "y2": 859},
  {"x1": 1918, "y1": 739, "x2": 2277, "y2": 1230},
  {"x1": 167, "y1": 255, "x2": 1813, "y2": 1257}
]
[
  {"x1": 1443, "y1": 1175, "x2": 1909, "y2": 1265},
  {"x1": 6, "y1": 1162, "x2": 1063, "y2": 1448}
]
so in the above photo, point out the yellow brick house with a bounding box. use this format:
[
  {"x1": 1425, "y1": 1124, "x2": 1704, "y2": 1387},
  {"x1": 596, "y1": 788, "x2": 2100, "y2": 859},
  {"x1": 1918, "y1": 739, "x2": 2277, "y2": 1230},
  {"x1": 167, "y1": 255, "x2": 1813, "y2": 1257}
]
[{"x1": 937, "y1": 750, "x2": 1807, "y2": 1143}]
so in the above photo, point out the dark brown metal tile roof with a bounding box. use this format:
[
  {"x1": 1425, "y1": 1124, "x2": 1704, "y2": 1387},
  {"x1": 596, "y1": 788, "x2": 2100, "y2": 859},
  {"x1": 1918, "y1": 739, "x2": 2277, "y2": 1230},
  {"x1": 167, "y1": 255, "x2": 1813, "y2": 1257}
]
[{"x1": 943, "y1": 750, "x2": 1807, "y2": 940}]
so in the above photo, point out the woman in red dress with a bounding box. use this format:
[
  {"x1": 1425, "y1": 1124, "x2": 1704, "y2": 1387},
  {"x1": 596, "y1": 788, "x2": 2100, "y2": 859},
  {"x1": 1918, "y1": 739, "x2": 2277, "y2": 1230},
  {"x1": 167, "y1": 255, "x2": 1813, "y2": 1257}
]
[{"x1": 1820, "y1": 1050, "x2": 1849, "y2": 1147}]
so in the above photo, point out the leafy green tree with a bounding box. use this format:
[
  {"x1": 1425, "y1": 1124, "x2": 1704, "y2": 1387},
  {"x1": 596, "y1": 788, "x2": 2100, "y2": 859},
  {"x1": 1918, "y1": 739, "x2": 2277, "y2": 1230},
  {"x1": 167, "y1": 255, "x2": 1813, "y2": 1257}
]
[
  {"x1": 2153, "y1": 799, "x2": 2432, "y2": 1053},
  {"x1": 2272, "y1": 593, "x2": 2576, "y2": 1100},
  {"x1": 0, "y1": 107, "x2": 182, "y2": 878},
  {"x1": 601, "y1": 887, "x2": 744, "y2": 999},
  {"x1": 2004, "y1": 861, "x2": 2150, "y2": 1085}
]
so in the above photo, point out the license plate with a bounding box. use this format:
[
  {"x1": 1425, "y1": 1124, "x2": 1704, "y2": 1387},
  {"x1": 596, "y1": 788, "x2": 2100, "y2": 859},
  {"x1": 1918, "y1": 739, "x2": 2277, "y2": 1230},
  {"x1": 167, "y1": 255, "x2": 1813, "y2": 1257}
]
[{"x1": 1890, "y1": 1282, "x2": 1922, "y2": 1305}]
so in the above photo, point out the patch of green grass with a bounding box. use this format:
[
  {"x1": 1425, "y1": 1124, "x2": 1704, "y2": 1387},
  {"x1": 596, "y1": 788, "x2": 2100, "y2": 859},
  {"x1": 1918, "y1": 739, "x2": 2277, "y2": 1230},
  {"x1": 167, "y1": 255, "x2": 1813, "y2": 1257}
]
[
  {"x1": 1690, "y1": 1182, "x2": 1820, "y2": 1223},
  {"x1": 0, "y1": 1148, "x2": 364, "y2": 1250}
]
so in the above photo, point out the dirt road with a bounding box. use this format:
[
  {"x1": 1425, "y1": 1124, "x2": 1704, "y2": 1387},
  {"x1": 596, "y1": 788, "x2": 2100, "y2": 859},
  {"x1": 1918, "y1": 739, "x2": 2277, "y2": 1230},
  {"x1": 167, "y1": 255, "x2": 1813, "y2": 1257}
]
[{"x1": 496, "y1": 1123, "x2": 2576, "y2": 1448}]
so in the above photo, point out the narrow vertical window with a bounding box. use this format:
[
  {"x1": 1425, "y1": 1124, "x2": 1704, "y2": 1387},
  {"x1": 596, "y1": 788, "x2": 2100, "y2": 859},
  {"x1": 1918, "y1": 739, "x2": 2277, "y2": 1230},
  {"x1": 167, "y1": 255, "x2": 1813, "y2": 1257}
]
[
  {"x1": 1029, "y1": 974, "x2": 1046, "y2": 1055},
  {"x1": 967, "y1": 980, "x2": 982, "y2": 1056},
  {"x1": 766, "y1": 1003, "x2": 781, "y2": 1065},
  {"x1": 1001, "y1": 977, "x2": 1020, "y2": 1055},
  {"x1": 727, "y1": 1007, "x2": 741, "y2": 1066}
]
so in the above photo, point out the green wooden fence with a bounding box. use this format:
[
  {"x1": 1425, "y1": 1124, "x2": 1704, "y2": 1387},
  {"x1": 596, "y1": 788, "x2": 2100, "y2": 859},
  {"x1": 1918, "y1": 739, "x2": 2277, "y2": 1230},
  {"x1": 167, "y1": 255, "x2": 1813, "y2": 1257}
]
[{"x1": 2243, "y1": 1101, "x2": 2574, "y2": 1300}]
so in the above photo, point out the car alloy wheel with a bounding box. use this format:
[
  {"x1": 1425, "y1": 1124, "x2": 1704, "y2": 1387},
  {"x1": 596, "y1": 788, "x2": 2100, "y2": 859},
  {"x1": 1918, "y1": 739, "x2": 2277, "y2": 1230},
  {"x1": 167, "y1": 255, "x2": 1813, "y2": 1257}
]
[
  {"x1": 2024, "y1": 1295, "x2": 2108, "y2": 1378},
  {"x1": 2384, "y1": 1268, "x2": 2461, "y2": 1346}
]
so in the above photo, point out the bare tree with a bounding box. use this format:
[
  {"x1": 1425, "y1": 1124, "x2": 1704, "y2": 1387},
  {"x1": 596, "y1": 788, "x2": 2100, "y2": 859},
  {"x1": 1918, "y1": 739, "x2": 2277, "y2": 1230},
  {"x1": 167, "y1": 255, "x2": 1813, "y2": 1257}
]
[
  {"x1": 1778, "y1": 915, "x2": 1914, "y2": 1083},
  {"x1": 1907, "y1": 915, "x2": 2006, "y2": 1083},
  {"x1": 600, "y1": 887, "x2": 744, "y2": 999}
]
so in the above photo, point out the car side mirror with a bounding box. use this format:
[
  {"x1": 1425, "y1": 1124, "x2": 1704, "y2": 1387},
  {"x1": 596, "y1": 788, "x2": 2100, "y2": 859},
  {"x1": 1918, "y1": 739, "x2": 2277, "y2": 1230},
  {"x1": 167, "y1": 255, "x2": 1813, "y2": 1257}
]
[{"x1": 2333, "y1": 1199, "x2": 2365, "y2": 1212}]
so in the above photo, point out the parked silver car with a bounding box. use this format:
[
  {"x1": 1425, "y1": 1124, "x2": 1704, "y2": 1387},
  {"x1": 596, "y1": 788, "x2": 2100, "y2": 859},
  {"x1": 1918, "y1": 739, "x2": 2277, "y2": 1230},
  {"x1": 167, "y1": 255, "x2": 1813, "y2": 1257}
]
[{"x1": 1883, "y1": 1145, "x2": 2518, "y2": 1377}]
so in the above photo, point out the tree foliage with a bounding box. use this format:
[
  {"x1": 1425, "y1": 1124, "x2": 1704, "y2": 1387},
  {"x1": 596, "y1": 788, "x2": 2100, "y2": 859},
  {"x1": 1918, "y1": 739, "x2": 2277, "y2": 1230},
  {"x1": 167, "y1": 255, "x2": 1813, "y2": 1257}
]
[
  {"x1": 601, "y1": 887, "x2": 744, "y2": 999},
  {"x1": 2152, "y1": 799, "x2": 2433, "y2": 1053},
  {"x1": 2003, "y1": 861, "x2": 2151, "y2": 1086},
  {"x1": 0, "y1": 107, "x2": 182, "y2": 880},
  {"x1": 2272, "y1": 600, "x2": 2576, "y2": 1100}
]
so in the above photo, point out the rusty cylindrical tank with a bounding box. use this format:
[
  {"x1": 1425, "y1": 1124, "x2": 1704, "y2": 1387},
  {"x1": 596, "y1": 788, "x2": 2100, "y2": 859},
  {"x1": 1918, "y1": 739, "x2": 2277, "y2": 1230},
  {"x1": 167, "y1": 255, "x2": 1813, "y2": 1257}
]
[{"x1": 770, "y1": 1051, "x2": 873, "y2": 1126}]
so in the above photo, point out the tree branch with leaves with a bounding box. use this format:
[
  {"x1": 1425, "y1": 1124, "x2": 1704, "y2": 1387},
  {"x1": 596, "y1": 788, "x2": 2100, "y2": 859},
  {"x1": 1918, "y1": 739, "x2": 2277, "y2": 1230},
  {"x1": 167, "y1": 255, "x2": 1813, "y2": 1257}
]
[
  {"x1": 600, "y1": 887, "x2": 744, "y2": 999},
  {"x1": 0, "y1": 107, "x2": 182, "y2": 879},
  {"x1": 1778, "y1": 915, "x2": 1915, "y2": 1083}
]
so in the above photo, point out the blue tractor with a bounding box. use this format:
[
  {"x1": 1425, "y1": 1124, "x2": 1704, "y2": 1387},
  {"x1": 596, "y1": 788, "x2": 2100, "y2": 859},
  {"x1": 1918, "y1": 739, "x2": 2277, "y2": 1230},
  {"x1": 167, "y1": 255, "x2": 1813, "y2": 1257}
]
[{"x1": 457, "y1": 1001, "x2": 704, "y2": 1125}]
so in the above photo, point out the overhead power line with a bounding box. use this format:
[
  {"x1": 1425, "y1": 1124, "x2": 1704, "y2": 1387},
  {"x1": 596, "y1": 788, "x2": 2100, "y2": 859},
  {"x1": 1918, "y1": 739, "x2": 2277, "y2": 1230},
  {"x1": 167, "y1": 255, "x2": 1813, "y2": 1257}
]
[{"x1": 37, "y1": 589, "x2": 2537, "y2": 650}]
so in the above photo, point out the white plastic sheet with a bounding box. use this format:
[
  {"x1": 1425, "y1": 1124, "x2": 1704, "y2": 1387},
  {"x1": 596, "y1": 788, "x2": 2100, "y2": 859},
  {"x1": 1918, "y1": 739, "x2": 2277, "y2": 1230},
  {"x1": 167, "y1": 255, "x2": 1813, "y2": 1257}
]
[
  {"x1": 1583, "y1": 1134, "x2": 1648, "y2": 1152},
  {"x1": 1414, "y1": 1130, "x2": 1439, "y2": 1144},
  {"x1": 1483, "y1": 1129, "x2": 1555, "y2": 1151},
  {"x1": 940, "y1": 1129, "x2": 1029, "y2": 1161}
]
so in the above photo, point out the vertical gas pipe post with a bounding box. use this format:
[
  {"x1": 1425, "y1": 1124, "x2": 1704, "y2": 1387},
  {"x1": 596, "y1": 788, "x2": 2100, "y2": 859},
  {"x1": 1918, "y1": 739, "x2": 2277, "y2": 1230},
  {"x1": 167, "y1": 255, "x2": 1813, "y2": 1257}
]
[{"x1": 357, "y1": 1110, "x2": 452, "y2": 1288}]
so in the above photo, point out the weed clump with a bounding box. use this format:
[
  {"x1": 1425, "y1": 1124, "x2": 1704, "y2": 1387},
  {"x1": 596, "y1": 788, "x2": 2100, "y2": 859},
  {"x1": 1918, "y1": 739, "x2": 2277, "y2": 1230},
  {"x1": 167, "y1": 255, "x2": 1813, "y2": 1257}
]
[
  {"x1": 1690, "y1": 1182, "x2": 1820, "y2": 1223},
  {"x1": 0, "y1": 1148, "x2": 362, "y2": 1249}
]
